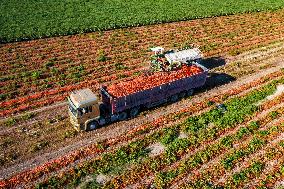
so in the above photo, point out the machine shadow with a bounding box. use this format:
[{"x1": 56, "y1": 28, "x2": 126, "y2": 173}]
[
  {"x1": 199, "y1": 56, "x2": 226, "y2": 69},
  {"x1": 195, "y1": 56, "x2": 236, "y2": 93}
]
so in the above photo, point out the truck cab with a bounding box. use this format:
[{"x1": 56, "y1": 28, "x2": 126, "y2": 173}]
[{"x1": 68, "y1": 88, "x2": 100, "y2": 131}]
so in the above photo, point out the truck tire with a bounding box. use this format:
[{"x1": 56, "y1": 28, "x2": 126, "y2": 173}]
[
  {"x1": 170, "y1": 94, "x2": 179, "y2": 103},
  {"x1": 186, "y1": 89, "x2": 194, "y2": 96},
  {"x1": 118, "y1": 111, "x2": 128, "y2": 121},
  {"x1": 129, "y1": 107, "x2": 140, "y2": 118},
  {"x1": 86, "y1": 121, "x2": 99, "y2": 131}
]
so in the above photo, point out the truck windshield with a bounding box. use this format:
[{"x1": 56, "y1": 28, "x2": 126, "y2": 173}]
[{"x1": 68, "y1": 97, "x2": 79, "y2": 117}]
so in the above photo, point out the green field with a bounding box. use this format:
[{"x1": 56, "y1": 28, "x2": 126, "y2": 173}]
[{"x1": 1, "y1": 0, "x2": 284, "y2": 43}]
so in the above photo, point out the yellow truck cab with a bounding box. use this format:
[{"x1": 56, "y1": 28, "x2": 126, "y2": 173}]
[{"x1": 68, "y1": 88, "x2": 101, "y2": 131}]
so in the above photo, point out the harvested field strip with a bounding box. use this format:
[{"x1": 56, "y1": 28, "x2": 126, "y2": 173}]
[
  {"x1": 0, "y1": 68, "x2": 281, "y2": 181},
  {"x1": 1, "y1": 42, "x2": 284, "y2": 117},
  {"x1": 1, "y1": 10, "x2": 284, "y2": 116},
  {"x1": 1, "y1": 18, "x2": 284, "y2": 71},
  {"x1": 0, "y1": 68, "x2": 276, "y2": 179},
  {"x1": 0, "y1": 68, "x2": 282, "y2": 180}
]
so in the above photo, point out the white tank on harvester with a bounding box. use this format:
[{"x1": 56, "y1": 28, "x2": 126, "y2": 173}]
[
  {"x1": 164, "y1": 48, "x2": 202, "y2": 63},
  {"x1": 150, "y1": 46, "x2": 203, "y2": 71}
]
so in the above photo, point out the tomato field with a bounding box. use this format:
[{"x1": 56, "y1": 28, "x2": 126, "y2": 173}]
[
  {"x1": 1, "y1": 3, "x2": 284, "y2": 189},
  {"x1": 1, "y1": 0, "x2": 284, "y2": 43},
  {"x1": 1, "y1": 9, "x2": 284, "y2": 117}
]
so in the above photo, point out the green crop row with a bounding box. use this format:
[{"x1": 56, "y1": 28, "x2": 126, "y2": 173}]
[
  {"x1": 1, "y1": 0, "x2": 284, "y2": 43},
  {"x1": 181, "y1": 139, "x2": 284, "y2": 189},
  {"x1": 256, "y1": 159, "x2": 284, "y2": 189},
  {"x1": 153, "y1": 111, "x2": 284, "y2": 188},
  {"x1": 220, "y1": 122, "x2": 275, "y2": 170},
  {"x1": 36, "y1": 77, "x2": 283, "y2": 188}
]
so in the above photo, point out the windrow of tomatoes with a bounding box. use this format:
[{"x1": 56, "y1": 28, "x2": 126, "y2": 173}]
[
  {"x1": 1, "y1": 10, "x2": 284, "y2": 117},
  {"x1": 0, "y1": 67, "x2": 146, "y2": 117},
  {"x1": 0, "y1": 71, "x2": 281, "y2": 189},
  {"x1": 107, "y1": 65, "x2": 203, "y2": 97}
]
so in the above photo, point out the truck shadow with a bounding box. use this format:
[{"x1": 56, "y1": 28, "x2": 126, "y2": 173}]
[
  {"x1": 202, "y1": 72, "x2": 236, "y2": 90},
  {"x1": 199, "y1": 56, "x2": 226, "y2": 69},
  {"x1": 197, "y1": 56, "x2": 236, "y2": 91}
]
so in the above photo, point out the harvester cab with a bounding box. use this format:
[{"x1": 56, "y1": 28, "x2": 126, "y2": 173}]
[
  {"x1": 68, "y1": 88, "x2": 100, "y2": 131},
  {"x1": 150, "y1": 46, "x2": 203, "y2": 72}
]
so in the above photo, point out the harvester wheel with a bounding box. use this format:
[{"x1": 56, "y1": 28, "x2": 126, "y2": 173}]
[{"x1": 118, "y1": 111, "x2": 128, "y2": 121}]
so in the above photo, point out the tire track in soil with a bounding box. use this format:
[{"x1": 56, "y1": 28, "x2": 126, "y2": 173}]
[{"x1": 0, "y1": 58, "x2": 283, "y2": 180}]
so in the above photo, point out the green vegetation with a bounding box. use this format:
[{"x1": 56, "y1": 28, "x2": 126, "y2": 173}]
[
  {"x1": 1, "y1": 0, "x2": 284, "y2": 42},
  {"x1": 36, "y1": 77, "x2": 284, "y2": 188},
  {"x1": 231, "y1": 161, "x2": 264, "y2": 185},
  {"x1": 1, "y1": 112, "x2": 36, "y2": 127}
]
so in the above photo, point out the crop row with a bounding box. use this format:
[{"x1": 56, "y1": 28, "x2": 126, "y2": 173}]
[
  {"x1": 180, "y1": 136, "x2": 284, "y2": 189},
  {"x1": 1, "y1": 69, "x2": 282, "y2": 188},
  {"x1": 152, "y1": 106, "x2": 284, "y2": 189},
  {"x1": 255, "y1": 156, "x2": 284, "y2": 189},
  {"x1": 1, "y1": 9, "x2": 284, "y2": 116},
  {"x1": 176, "y1": 115, "x2": 284, "y2": 188},
  {"x1": 1, "y1": 0, "x2": 284, "y2": 42},
  {"x1": 32, "y1": 77, "x2": 284, "y2": 188},
  {"x1": 226, "y1": 142, "x2": 284, "y2": 188}
]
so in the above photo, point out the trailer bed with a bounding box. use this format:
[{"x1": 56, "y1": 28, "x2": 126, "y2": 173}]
[{"x1": 101, "y1": 63, "x2": 208, "y2": 114}]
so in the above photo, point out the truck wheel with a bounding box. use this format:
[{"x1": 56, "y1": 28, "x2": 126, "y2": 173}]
[
  {"x1": 86, "y1": 121, "x2": 99, "y2": 131},
  {"x1": 179, "y1": 91, "x2": 187, "y2": 99},
  {"x1": 186, "y1": 89, "x2": 194, "y2": 96},
  {"x1": 118, "y1": 111, "x2": 128, "y2": 121},
  {"x1": 129, "y1": 107, "x2": 140, "y2": 118},
  {"x1": 170, "y1": 94, "x2": 179, "y2": 103}
]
